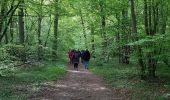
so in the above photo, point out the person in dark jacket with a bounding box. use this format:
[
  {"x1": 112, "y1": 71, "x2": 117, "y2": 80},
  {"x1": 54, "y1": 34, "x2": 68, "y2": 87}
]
[
  {"x1": 72, "y1": 50, "x2": 80, "y2": 70},
  {"x1": 80, "y1": 50, "x2": 85, "y2": 63},
  {"x1": 82, "y1": 49, "x2": 90, "y2": 69}
]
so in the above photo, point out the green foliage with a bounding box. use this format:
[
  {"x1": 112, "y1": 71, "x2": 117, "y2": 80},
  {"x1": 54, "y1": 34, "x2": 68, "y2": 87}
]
[
  {"x1": 15, "y1": 64, "x2": 65, "y2": 83},
  {"x1": 127, "y1": 33, "x2": 170, "y2": 66},
  {"x1": 0, "y1": 0, "x2": 170, "y2": 99},
  {"x1": 0, "y1": 61, "x2": 66, "y2": 99},
  {"x1": 90, "y1": 63, "x2": 170, "y2": 100},
  {"x1": 4, "y1": 44, "x2": 27, "y2": 61},
  {"x1": 0, "y1": 46, "x2": 9, "y2": 62}
]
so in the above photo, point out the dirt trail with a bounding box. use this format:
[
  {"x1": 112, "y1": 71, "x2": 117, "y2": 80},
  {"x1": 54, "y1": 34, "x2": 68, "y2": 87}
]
[{"x1": 29, "y1": 63, "x2": 125, "y2": 100}]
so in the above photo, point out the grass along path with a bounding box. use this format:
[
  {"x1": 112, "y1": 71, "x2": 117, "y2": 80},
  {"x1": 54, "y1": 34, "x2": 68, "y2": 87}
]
[
  {"x1": 90, "y1": 62, "x2": 170, "y2": 100},
  {"x1": 0, "y1": 62, "x2": 65, "y2": 100}
]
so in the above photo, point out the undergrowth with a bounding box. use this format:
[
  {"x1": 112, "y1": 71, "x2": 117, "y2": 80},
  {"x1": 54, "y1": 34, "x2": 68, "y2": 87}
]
[
  {"x1": 90, "y1": 61, "x2": 170, "y2": 100},
  {"x1": 0, "y1": 61, "x2": 66, "y2": 100}
]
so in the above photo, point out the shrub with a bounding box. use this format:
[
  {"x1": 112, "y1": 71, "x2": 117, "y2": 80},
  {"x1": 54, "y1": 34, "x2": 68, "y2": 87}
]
[
  {"x1": 0, "y1": 47, "x2": 10, "y2": 63},
  {"x1": 4, "y1": 44, "x2": 27, "y2": 62}
]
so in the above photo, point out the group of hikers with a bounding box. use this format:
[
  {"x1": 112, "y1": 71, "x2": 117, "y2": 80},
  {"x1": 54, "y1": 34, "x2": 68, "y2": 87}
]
[{"x1": 68, "y1": 49, "x2": 91, "y2": 70}]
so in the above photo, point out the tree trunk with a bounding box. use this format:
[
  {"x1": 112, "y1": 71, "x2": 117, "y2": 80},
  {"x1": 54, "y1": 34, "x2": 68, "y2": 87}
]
[
  {"x1": 80, "y1": 9, "x2": 87, "y2": 49},
  {"x1": 99, "y1": 0, "x2": 107, "y2": 61},
  {"x1": 53, "y1": 0, "x2": 59, "y2": 59},
  {"x1": 145, "y1": 0, "x2": 157, "y2": 78},
  {"x1": 144, "y1": 0, "x2": 149, "y2": 34},
  {"x1": 0, "y1": 5, "x2": 5, "y2": 36},
  {"x1": 4, "y1": 19, "x2": 9, "y2": 44},
  {"x1": 18, "y1": 0, "x2": 26, "y2": 62},
  {"x1": 122, "y1": 9, "x2": 130, "y2": 64},
  {"x1": 160, "y1": 17, "x2": 167, "y2": 34},
  {"x1": 148, "y1": 0, "x2": 152, "y2": 35},
  {"x1": 0, "y1": 0, "x2": 19, "y2": 43},
  {"x1": 10, "y1": 17, "x2": 14, "y2": 43},
  {"x1": 90, "y1": 24, "x2": 95, "y2": 58},
  {"x1": 0, "y1": 2, "x2": 6, "y2": 44},
  {"x1": 37, "y1": 0, "x2": 43, "y2": 60},
  {"x1": 18, "y1": 0, "x2": 25, "y2": 44},
  {"x1": 130, "y1": 0, "x2": 145, "y2": 78},
  {"x1": 38, "y1": 17, "x2": 42, "y2": 46},
  {"x1": 44, "y1": 16, "x2": 52, "y2": 47},
  {"x1": 115, "y1": 14, "x2": 122, "y2": 63}
]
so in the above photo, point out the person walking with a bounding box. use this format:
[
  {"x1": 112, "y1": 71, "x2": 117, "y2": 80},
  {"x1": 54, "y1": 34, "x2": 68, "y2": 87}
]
[
  {"x1": 68, "y1": 49, "x2": 72, "y2": 64},
  {"x1": 72, "y1": 50, "x2": 80, "y2": 70},
  {"x1": 80, "y1": 50, "x2": 85, "y2": 64},
  {"x1": 82, "y1": 49, "x2": 91, "y2": 69}
]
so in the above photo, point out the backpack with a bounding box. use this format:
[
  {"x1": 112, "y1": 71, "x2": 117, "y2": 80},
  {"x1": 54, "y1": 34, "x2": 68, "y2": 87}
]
[{"x1": 73, "y1": 52, "x2": 79, "y2": 59}]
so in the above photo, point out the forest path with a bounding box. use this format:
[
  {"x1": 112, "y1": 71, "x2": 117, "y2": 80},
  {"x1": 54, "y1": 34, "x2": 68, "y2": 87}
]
[{"x1": 29, "y1": 63, "x2": 124, "y2": 100}]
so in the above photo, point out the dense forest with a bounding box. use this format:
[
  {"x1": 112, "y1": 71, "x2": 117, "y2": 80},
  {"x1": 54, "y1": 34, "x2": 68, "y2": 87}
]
[{"x1": 0, "y1": 0, "x2": 170, "y2": 99}]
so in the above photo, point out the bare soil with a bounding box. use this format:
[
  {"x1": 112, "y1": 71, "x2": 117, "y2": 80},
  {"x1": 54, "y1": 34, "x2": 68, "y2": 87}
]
[{"x1": 29, "y1": 63, "x2": 128, "y2": 100}]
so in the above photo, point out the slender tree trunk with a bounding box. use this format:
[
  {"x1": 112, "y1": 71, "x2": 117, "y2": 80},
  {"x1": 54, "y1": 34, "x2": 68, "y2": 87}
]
[
  {"x1": 4, "y1": 19, "x2": 9, "y2": 44},
  {"x1": 0, "y1": 6, "x2": 5, "y2": 35},
  {"x1": 44, "y1": 16, "x2": 53, "y2": 47},
  {"x1": 53, "y1": 0, "x2": 59, "y2": 59},
  {"x1": 115, "y1": 14, "x2": 122, "y2": 63},
  {"x1": 80, "y1": 9, "x2": 87, "y2": 49},
  {"x1": 160, "y1": 17, "x2": 167, "y2": 34},
  {"x1": 99, "y1": 0, "x2": 107, "y2": 61},
  {"x1": 145, "y1": 0, "x2": 157, "y2": 78},
  {"x1": 10, "y1": 17, "x2": 14, "y2": 43},
  {"x1": 3, "y1": 6, "x2": 9, "y2": 44},
  {"x1": 0, "y1": 1, "x2": 20, "y2": 43},
  {"x1": 144, "y1": 0, "x2": 149, "y2": 34},
  {"x1": 158, "y1": 1, "x2": 168, "y2": 66},
  {"x1": 37, "y1": 16, "x2": 42, "y2": 60},
  {"x1": 0, "y1": 2, "x2": 6, "y2": 44},
  {"x1": 160, "y1": 17, "x2": 168, "y2": 66},
  {"x1": 130, "y1": 0, "x2": 145, "y2": 78},
  {"x1": 159, "y1": 1, "x2": 167, "y2": 34},
  {"x1": 0, "y1": 0, "x2": 19, "y2": 43},
  {"x1": 122, "y1": 9, "x2": 130, "y2": 64},
  {"x1": 90, "y1": 24, "x2": 95, "y2": 58},
  {"x1": 18, "y1": 0, "x2": 26, "y2": 62},
  {"x1": 38, "y1": 17, "x2": 42, "y2": 45},
  {"x1": 148, "y1": 0, "x2": 152, "y2": 35},
  {"x1": 148, "y1": 0, "x2": 156, "y2": 78},
  {"x1": 37, "y1": 0, "x2": 44, "y2": 60},
  {"x1": 18, "y1": 0, "x2": 25, "y2": 44}
]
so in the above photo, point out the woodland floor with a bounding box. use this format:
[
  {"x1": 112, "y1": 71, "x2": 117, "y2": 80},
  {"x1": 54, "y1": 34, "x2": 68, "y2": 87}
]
[{"x1": 29, "y1": 63, "x2": 127, "y2": 100}]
